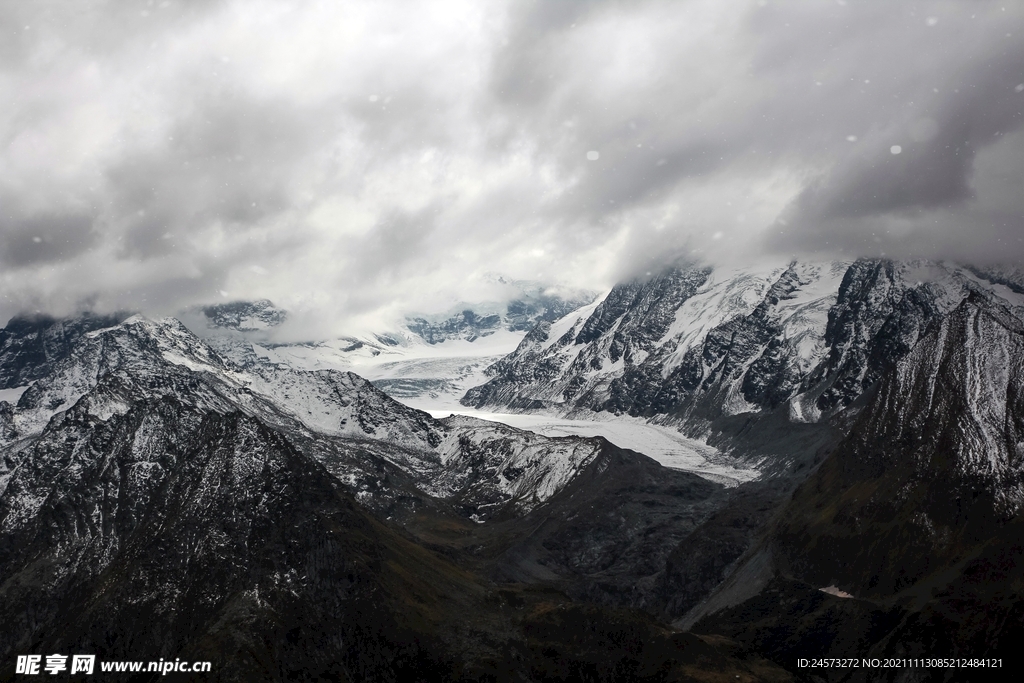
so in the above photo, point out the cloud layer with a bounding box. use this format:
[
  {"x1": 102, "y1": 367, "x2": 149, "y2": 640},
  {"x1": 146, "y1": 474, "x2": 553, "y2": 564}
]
[{"x1": 1, "y1": 0, "x2": 1022, "y2": 330}]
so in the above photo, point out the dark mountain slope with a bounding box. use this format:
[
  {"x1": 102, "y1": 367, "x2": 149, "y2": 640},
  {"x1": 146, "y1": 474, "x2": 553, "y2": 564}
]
[
  {"x1": 775, "y1": 292, "x2": 1024, "y2": 596},
  {"x1": 0, "y1": 311, "x2": 130, "y2": 389},
  {"x1": 687, "y1": 292, "x2": 1024, "y2": 680},
  {"x1": 0, "y1": 397, "x2": 486, "y2": 681},
  {"x1": 394, "y1": 434, "x2": 730, "y2": 619}
]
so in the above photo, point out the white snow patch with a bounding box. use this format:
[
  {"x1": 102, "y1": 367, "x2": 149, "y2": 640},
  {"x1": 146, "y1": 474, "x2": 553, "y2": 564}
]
[
  {"x1": 788, "y1": 392, "x2": 822, "y2": 424},
  {"x1": 721, "y1": 383, "x2": 761, "y2": 417},
  {"x1": 235, "y1": 328, "x2": 528, "y2": 409},
  {"x1": 540, "y1": 296, "x2": 606, "y2": 352},
  {"x1": 0, "y1": 385, "x2": 29, "y2": 405},
  {"x1": 989, "y1": 283, "x2": 1024, "y2": 309},
  {"x1": 660, "y1": 262, "x2": 789, "y2": 374}
]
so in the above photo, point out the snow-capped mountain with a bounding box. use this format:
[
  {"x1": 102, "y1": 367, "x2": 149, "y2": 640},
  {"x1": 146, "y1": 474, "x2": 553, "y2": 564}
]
[
  {"x1": 0, "y1": 392, "x2": 531, "y2": 680},
  {"x1": 458, "y1": 256, "x2": 1024, "y2": 649},
  {"x1": 0, "y1": 311, "x2": 130, "y2": 391},
  {"x1": 3, "y1": 259, "x2": 1023, "y2": 679},
  {"x1": 0, "y1": 313, "x2": 624, "y2": 522},
  {"x1": 219, "y1": 328, "x2": 526, "y2": 414},
  {"x1": 463, "y1": 259, "x2": 1024, "y2": 442},
  {"x1": 197, "y1": 298, "x2": 287, "y2": 331},
  {"x1": 190, "y1": 280, "x2": 594, "y2": 348}
]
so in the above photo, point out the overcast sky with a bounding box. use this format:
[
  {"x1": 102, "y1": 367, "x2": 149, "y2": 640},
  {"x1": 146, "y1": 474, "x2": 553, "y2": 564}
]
[{"x1": 1, "y1": 0, "x2": 1022, "y2": 331}]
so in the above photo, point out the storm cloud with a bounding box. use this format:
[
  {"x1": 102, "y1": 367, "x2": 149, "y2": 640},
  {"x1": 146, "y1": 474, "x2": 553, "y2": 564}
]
[{"x1": 1, "y1": 0, "x2": 1021, "y2": 330}]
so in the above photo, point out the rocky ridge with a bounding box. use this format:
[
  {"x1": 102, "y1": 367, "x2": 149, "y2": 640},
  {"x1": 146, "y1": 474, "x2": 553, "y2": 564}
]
[
  {"x1": 463, "y1": 259, "x2": 1022, "y2": 447},
  {"x1": 0, "y1": 315, "x2": 622, "y2": 523}
]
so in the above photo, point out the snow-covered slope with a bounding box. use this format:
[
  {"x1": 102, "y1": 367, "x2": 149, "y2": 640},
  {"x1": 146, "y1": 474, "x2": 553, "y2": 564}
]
[
  {"x1": 0, "y1": 314, "x2": 612, "y2": 520},
  {"x1": 425, "y1": 409, "x2": 760, "y2": 486},
  {"x1": 0, "y1": 311, "x2": 130, "y2": 390},
  {"x1": 185, "y1": 300, "x2": 755, "y2": 483},
  {"x1": 205, "y1": 326, "x2": 524, "y2": 414},
  {"x1": 0, "y1": 315, "x2": 440, "y2": 452},
  {"x1": 463, "y1": 259, "x2": 1023, "y2": 440}
]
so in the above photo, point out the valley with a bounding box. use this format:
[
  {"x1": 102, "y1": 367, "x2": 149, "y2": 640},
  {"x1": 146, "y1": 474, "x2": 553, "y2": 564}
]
[{"x1": 1, "y1": 257, "x2": 1021, "y2": 681}]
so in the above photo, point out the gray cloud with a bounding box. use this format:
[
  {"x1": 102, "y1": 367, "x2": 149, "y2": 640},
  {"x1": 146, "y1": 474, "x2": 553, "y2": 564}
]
[{"x1": 0, "y1": 0, "x2": 1022, "y2": 329}]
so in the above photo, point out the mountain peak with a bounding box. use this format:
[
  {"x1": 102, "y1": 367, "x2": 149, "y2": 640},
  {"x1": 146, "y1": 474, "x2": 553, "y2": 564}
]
[
  {"x1": 199, "y1": 299, "x2": 287, "y2": 331},
  {"x1": 0, "y1": 310, "x2": 133, "y2": 391}
]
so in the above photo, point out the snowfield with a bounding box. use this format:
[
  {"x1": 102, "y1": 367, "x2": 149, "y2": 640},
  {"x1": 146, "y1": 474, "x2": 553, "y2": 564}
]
[{"x1": 420, "y1": 407, "x2": 760, "y2": 486}]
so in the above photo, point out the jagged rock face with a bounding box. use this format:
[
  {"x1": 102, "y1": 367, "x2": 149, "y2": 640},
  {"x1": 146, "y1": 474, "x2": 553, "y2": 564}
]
[
  {"x1": 464, "y1": 259, "x2": 1016, "y2": 440},
  {"x1": 579, "y1": 267, "x2": 712, "y2": 363},
  {"x1": 775, "y1": 292, "x2": 1024, "y2": 596},
  {"x1": 199, "y1": 299, "x2": 287, "y2": 331},
  {"x1": 625, "y1": 263, "x2": 822, "y2": 422},
  {"x1": 0, "y1": 312, "x2": 129, "y2": 390},
  {"x1": 506, "y1": 294, "x2": 590, "y2": 331},
  {"x1": 462, "y1": 266, "x2": 714, "y2": 411},
  {"x1": 2, "y1": 316, "x2": 235, "y2": 442},
  {"x1": 0, "y1": 314, "x2": 447, "y2": 456},
  {"x1": 807, "y1": 259, "x2": 953, "y2": 413},
  {"x1": 463, "y1": 261, "x2": 852, "y2": 424},
  {"x1": 643, "y1": 268, "x2": 1024, "y2": 633},
  {"x1": 431, "y1": 415, "x2": 601, "y2": 518},
  {"x1": 848, "y1": 293, "x2": 1024, "y2": 515},
  {"x1": 690, "y1": 296, "x2": 1024, "y2": 675}
]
